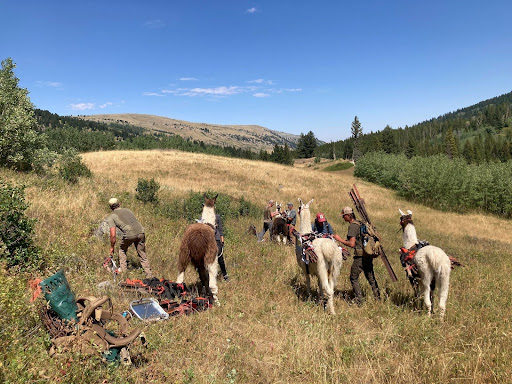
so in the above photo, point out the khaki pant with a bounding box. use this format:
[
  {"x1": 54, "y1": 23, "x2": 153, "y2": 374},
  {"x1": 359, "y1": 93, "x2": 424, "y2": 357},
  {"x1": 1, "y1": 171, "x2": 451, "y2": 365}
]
[{"x1": 119, "y1": 233, "x2": 152, "y2": 278}]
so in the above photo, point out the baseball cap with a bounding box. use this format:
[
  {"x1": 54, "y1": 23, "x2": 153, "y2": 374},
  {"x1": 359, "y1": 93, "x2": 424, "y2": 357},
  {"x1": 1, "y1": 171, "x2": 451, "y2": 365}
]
[
  {"x1": 287, "y1": 202, "x2": 293, "y2": 206},
  {"x1": 316, "y1": 213, "x2": 326, "y2": 222},
  {"x1": 109, "y1": 197, "x2": 119, "y2": 207},
  {"x1": 269, "y1": 200, "x2": 274, "y2": 204},
  {"x1": 341, "y1": 207, "x2": 353, "y2": 215}
]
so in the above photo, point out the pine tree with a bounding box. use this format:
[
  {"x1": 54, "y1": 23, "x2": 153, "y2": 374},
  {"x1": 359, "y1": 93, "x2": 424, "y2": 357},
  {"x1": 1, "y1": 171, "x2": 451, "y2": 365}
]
[
  {"x1": 381, "y1": 125, "x2": 396, "y2": 154},
  {"x1": 0, "y1": 58, "x2": 43, "y2": 170},
  {"x1": 462, "y1": 140, "x2": 473, "y2": 164},
  {"x1": 444, "y1": 128, "x2": 458, "y2": 159},
  {"x1": 351, "y1": 116, "x2": 363, "y2": 161}
]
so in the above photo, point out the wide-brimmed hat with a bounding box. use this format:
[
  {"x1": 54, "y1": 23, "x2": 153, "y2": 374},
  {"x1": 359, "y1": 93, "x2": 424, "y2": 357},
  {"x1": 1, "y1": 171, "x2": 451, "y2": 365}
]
[
  {"x1": 109, "y1": 197, "x2": 119, "y2": 207},
  {"x1": 341, "y1": 206, "x2": 353, "y2": 215}
]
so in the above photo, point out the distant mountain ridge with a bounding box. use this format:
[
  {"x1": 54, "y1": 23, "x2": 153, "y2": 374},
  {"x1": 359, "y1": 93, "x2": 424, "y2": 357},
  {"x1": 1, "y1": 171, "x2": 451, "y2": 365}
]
[{"x1": 77, "y1": 113, "x2": 301, "y2": 151}]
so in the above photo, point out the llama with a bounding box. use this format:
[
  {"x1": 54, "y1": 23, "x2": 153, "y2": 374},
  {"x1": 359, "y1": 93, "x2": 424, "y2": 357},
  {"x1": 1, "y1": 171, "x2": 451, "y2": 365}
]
[
  {"x1": 294, "y1": 198, "x2": 344, "y2": 314},
  {"x1": 177, "y1": 194, "x2": 220, "y2": 304},
  {"x1": 399, "y1": 209, "x2": 451, "y2": 319},
  {"x1": 271, "y1": 202, "x2": 289, "y2": 244}
]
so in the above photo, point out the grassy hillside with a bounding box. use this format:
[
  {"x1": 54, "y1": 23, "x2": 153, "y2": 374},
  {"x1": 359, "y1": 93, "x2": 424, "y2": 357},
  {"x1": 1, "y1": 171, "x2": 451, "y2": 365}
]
[
  {"x1": 2, "y1": 150, "x2": 512, "y2": 383},
  {"x1": 78, "y1": 113, "x2": 300, "y2": 152}
]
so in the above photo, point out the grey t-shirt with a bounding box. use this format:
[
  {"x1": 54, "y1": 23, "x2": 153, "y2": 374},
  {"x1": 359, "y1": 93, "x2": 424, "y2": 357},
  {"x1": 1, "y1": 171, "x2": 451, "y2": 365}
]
[
  {"x1": 286, "y1": 209, "x2": 297, "y2": 225},
  {"x1": 107, "y1": 208, "x2": 144, "y2": 239}
]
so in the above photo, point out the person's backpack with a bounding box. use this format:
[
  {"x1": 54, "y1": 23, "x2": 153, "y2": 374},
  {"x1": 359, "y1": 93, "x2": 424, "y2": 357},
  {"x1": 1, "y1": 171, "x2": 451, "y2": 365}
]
[{"x1": 356, "y1": 221, "x2": 381, "y2": 258}]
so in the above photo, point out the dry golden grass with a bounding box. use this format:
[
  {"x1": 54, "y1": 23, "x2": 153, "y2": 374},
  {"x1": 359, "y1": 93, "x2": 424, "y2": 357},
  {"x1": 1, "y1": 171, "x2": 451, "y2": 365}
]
[{"x1": 2, "y1": 149, "x2": 512, "y2": 383}]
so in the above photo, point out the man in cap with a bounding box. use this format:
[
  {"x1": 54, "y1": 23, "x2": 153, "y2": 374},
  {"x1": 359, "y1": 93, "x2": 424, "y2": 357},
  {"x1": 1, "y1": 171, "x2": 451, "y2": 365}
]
[
  {"x1": 338, "y1": 206, "x2": 380, "y2": 304},
  {"x1": 257, "y1": 199, "x2": 277, "y2": 242},
  {"x1": 285, "y1": 202, "x2": 297, "y2": 226},
  {"x1": 107, "y1": 198, "x2": 153, "y2": 278}
]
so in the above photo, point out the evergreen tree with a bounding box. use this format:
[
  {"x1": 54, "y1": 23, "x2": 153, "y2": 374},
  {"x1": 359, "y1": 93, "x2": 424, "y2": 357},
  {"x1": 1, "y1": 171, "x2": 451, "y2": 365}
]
[
  {"x1": 0, "y1": 58, "x2": 43, "y2": 170},
  {"x1": 381, "y1": 125, "x2": 396, "y2": 154},
  {"x1": 282, "y1": 143, "x2": 293, "y2": 165},
  {"x1": 473, "y1": 134, "x2": 484, "y2": 164},
  {"x1": 444, "y1": 128, "x2": 458, "y2": 159},
  {"x1": 351, "y1": 116, "x2": 363, "y2": 161},
  {"x1": 296, "y1": 131, "x2": 317, "y2": 158},
  {"x1": 462, "y1": 140, "x2": 473, "y2": 164}
]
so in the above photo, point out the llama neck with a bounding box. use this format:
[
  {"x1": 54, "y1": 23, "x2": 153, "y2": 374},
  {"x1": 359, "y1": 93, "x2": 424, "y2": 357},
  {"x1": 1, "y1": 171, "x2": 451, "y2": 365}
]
[
  {"x1": 402, "y1": 223, "x2": 419, "y2": 249},
  {"x1": 298, "y1": 209, "x2": 312, "y2": 235},
  {"x1": 201, "y1": 206, "x2": 216, "y2": 226}
]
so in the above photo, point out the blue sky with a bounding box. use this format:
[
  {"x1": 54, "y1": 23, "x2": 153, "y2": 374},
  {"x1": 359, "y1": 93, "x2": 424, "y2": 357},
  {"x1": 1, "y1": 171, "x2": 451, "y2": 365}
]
[{"x1": 2, "y1": 1, "x2": 512, "y2": 142}]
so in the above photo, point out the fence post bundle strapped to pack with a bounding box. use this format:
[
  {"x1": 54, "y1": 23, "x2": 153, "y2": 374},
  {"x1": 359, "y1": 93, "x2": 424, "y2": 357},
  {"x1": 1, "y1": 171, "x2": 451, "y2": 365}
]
[{"x1": 349, "y1": 185, "x2": 398, "y2": 282}]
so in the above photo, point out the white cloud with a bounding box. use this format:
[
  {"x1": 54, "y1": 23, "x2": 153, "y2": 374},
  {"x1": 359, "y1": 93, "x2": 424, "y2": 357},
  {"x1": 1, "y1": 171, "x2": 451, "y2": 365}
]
[
  {"x1": 283, "y1": 88, "x2": 302, "y2": 92},
  {"x1": 70, "y1": 103, "x2": 95, "y2": 111},
  {"x1": 99, "y1": 102, "x2": 113, "y2": 108},
  {"x1": 253, "y1": 93, "x2": 270, "y2": 98},
  {"x1": 248, "y1": 79, "x2": 273, "y2": 85},
  {"x1": 36, "y1": 81, "x2": 63, "y2": 89},
  {"x1": 185, "y1": 86, "x2": 241, "y2": 96},
  {"x1": 161, "y1": 89, "x2": 178, "y2": 94},
  {"x1": 143, "y1": 19, "x2": 165, "y2": 29},
  {"x1": 246, "y1": 7, "x2": 258, "y2": 14},
  {"x1": 179, "y1": 77, "x2": 198, "y2": 81},
  {"x1": 143, "y1": 92, "x2": 165, "y2": 97}
]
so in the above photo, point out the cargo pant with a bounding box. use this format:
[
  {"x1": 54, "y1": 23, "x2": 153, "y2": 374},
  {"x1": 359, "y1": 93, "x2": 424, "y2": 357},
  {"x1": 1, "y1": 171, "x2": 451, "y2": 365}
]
[
  {"x1": 350, "y1": 256, "x2": 380, "y2": 303},
  {"x1": 119, "y1": 233, "x2": 153, "y2": 278}
]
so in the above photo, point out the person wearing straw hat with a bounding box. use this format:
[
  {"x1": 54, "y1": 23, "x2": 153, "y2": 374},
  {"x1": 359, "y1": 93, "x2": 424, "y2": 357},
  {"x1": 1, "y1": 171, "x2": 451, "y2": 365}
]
[{"x1": 106, "y1": 198, "x2": 153, "y2": 278}]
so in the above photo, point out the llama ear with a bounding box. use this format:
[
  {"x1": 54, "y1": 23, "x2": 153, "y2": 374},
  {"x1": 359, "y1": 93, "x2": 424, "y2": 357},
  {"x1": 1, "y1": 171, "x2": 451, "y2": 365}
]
[
  {"x1": 203, "y1": 193, "x2": 207, "y2": 198},
  {"x1": 407, "y1": 210, "x2": 413, "y2": 216},
  {"x1": 214, "y1": 194, "x2": 218, "y2": 200},
  {"x1": 298, "y1": 198, "x2": 303, "y2": 206},
  {"x1": 399, "y1": 209, "x2": 405, "y2": 216},
  {"x1": 306, "y1": 199, "x2": 314, "y2": 207}
]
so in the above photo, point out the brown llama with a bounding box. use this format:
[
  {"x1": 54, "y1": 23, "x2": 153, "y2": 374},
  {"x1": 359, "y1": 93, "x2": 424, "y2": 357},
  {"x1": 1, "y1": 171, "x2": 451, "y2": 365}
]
[{"x1": 177, "y1": 194, "x2": 220, "y2": 304}]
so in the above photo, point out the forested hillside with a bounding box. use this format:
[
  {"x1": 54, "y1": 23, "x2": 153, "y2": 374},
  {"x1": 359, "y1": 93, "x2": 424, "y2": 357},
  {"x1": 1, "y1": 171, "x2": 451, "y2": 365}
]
[{"x1": 316, "y1": 91, "x2": 512, "y2": 164}]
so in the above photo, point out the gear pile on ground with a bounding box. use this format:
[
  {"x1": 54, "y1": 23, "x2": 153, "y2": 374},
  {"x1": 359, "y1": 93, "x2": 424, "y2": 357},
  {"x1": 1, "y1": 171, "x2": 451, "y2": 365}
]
[{"x1": 119, "y1": 277, "x2": 213, "y2": 316}]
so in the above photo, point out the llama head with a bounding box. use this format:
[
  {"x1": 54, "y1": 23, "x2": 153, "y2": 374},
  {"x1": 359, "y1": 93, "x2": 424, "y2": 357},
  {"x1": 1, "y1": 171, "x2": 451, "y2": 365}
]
[
  {"x1": 399, "y1": 208, "x2": 413, "y2": 229},
  {"x1": 203, "y1": 193, "x2": 218, "y2": 208}
]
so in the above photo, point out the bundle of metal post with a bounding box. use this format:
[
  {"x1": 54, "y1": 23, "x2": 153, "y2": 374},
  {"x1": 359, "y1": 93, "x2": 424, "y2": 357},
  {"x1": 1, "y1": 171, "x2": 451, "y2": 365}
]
[{"x1": 349, "y1": 184, "x2": 398, "y2": 282}]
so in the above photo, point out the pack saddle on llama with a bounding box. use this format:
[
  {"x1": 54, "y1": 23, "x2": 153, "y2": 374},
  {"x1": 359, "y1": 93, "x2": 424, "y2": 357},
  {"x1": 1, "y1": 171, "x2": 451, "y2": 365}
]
[
  {"x1": 294, "y1": 198, "x2": 345, "y2": 315},
  {"x1": 399, "y1": 209, "x2": 453, "y2": 319}
]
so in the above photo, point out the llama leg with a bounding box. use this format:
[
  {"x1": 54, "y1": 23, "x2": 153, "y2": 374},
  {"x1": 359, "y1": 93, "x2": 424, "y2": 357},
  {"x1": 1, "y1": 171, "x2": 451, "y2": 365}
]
[
  {"x1": 305, "y1": 271, "x2": 311, "y2": 298},
  {"x1": 437, "y1": 268, "x2": 450, "y2": 320},
  {"x1": 420, "y1": 272, "x2": 433, "y2": 316},
  {"x1": 207, "y1": 261, "x2": 220, "y2": 305},
  {"x1": 430, "y1": 277, "x2": 436, "y2": 313},
  {"x1": 176, "y1": 271, "x2": 185, "y2": 284},
  {"x1": 318, "y1": 264, "x2": 335, "y2": 315}
]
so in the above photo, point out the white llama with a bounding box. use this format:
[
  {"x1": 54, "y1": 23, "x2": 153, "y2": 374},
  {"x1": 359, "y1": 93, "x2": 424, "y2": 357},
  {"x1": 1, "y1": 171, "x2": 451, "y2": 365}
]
[
  {"x1": 399, "y1": 209, "x2": 451, "y2": 319},
  {"x1": 294, "y1": 198, "x2": 344, "y2": 314}
]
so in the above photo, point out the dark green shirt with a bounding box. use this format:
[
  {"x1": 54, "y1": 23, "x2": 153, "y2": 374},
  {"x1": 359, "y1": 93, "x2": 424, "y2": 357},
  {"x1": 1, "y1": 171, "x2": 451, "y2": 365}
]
[{"x1": 107, "y1": 208, "x2": 144, "y2": 239}]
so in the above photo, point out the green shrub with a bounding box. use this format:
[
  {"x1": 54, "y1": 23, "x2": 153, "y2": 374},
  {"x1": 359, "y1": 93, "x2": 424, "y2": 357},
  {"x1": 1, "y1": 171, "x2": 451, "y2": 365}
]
[
  {"x1": 58, "y1": 149, "x2": 92, "y2": 184},
  {"x1": 32, "y1": 148, "x2": 58, "y2": 175},
  {"x1": 136, "y1": 178, "x2": 160, "y2": 203},
  {"x1": 159, "y1": 191, "x2": 261, "y2": 223},
  {"x1": 0, "y1": 181, "x2": 40, "y2": 269},
  {"x1": 355, "y1": 152, "x2": 512, "y2": 217}
]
